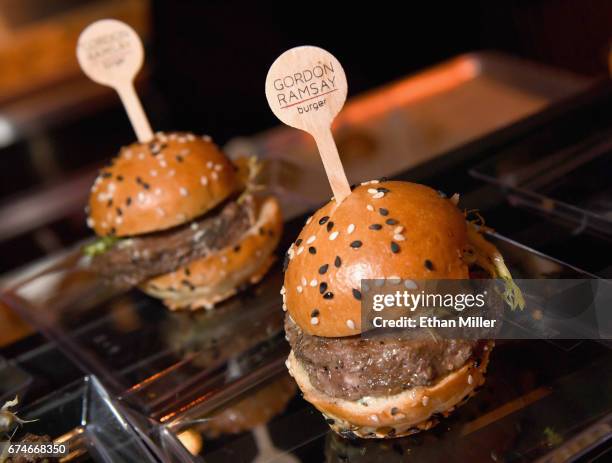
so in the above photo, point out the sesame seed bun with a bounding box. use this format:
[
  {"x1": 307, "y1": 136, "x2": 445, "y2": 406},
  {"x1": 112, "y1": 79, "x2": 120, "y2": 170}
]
[
  {"x1": 88, "y1": 132, "x2": 238, "y2": 237},
  {"x1": 286, "y1": 341, "x2": 493, "y2": 439},
  {"x1": 283, "y1": 181, "x2": 469, "y2": 337},
  {"x1": 142, "y1": 195, "x2": 282, "y2": 310}
]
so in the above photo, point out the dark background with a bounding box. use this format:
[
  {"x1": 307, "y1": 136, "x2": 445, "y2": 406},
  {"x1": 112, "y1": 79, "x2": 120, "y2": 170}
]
[{"x1": 152, "y1": 0, "x2": 612, "y2": 142}]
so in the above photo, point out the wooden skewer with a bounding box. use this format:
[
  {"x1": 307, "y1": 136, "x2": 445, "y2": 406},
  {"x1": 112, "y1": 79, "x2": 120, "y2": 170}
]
[
  {"x1": 76, "y1": 19, "x2": 154, "y2": 143},
  {"x1": 265, "y1": 46, "x2": 352, "y2": 204}
]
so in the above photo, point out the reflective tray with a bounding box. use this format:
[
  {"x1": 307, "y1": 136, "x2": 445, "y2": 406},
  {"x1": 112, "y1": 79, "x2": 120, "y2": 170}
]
[
  {"x1": 169, "y1": 342, "x2": 612, "y2": 463},
  {"x1": 3, "y1": 375, "x2": 158, "y2": 463}
]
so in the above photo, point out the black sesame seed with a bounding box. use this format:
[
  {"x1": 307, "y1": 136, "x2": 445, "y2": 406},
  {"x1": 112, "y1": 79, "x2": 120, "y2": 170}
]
[
  {"x1": 319, "y1": 282, "x2": 328, "y2": 294},
  {"x1": 107, "y1": 199, "x2": 113, "y2": 207},
  {"x1": 379, "y1": 177, "x2": 388, "y2": 182},
  {"x1": 326, "y1": 221, "x2": 334, "y2": 231},
  {"x1": 369, "y1": 223, "x2": 382, "y2": 230},
  {"x1": 379, "y1": 208, "x2": 389, "y2": 216},
  {"x1": 424, "y1": 259, "x2": 435, "y2": 271},
  {"x1": 352, "y1": 288, "x2": 362, "y2": 300},
  {"x1": 116, "y1": 175, "x2": 124, "y2": 181},
  {"x1": 325, "y1": 418, "x2": 335, "y2": 425},
  {"x1": 334, "y1": 256, "x2": 342, "y2": 267},
  {"x1": 387, "y1": 428, "x2": 397, "y2": 437},
  {"x1": 136, "y1": 176, "x2": 143, "y2": 184},
  {"x1": 386, "y1": 218, "x2": 398, "y2": 225},
  {"x1": 142, "y1": 182, "x2": 150, "y2": 190},
  {"x1": 323, "y1": 292, "x2": 334, "y2": 299},
  {"x1": 377, "y1": 187, "x2": 390, "y2": 193},
  {"x1": 319, "y1": 264, "x2": 329, "y2": 275},
  {"x1": 176, "y1": 155, "x2": 184, "y2": 162},
  {"x1": 259, "y1": 227, "x2": 265, "y2": 236},
  {"x1": 391, "y1": 407, "x2": 399, "y2": 416},
  {"x1": 308, "y1": 246, "x2": 317, "y2": 254},
  {"x1": 185, "y1": 268, "x2": 191, "y2": 276},
  {"x1": 319, "y1": 216, "x2": 329, "y2": 225},
  {"x1": 295, "y1": 238, "x2": 302, "y2": 246},
  {"x1": 233, "y1": 245, "x2": 241, "y2": 253},
  {"x1": 391, "y1": 241, "x2": 400, "y2": 253},
  {"x1": 350, "y1": 240, "x2": 362, "y2": 248},
  {"x1": 101, "y1": 172, "x2": 112, "y2": 178},
  {"x1": 282, "y1": 253, "x2": 289, "y2": 272},
  {"x1": 311, "y1": 309, "x2": 320, "y2": 317},
  {"x1": 125, "y1": 197, "x2": 132, "y2": 206},
  {"x1": 268, "y1": 230, "x2": 274, "y2": 237},
  {"x1": 116, "y1": 207, "x2": 122, "y2": 216},
  {"x1": 110, "y1": 227, "x2": 116, "y2": 235}
]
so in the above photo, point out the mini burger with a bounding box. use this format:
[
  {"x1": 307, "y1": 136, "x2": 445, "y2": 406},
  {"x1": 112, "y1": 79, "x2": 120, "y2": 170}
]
[
  {"x1": 282, "y1": 180, "x2": 522, "y2": 438},
  {"x1": 85, "y1": 132, "x2": 282, "y2": 310}
]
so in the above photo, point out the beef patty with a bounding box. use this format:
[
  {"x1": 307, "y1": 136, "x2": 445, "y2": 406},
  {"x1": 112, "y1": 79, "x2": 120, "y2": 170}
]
[
  {"x1": 91, "y1": 196, "x2": 255, "y2": 287},
  {"x1": 285, "y1": 315, "x2": 479, "y2": 401}
]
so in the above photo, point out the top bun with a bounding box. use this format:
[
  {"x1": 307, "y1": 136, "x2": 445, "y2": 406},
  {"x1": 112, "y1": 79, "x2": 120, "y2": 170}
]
[
  {"x1": 283, "y1": 181, "x2": 469, "y2": 337},
  {"x1": 88, "y1": 132, "x2": 238, "y2": 237}
]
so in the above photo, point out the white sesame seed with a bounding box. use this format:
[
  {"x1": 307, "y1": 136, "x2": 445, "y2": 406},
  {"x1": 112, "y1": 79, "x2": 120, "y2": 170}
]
[
  {"x1": 138, "y1": 152, "x2": 145, "y2": 160},
  {"x1": 86, "y1": 218, "x2": 95, "y2": 228},
  {"x1": 186, "y1": 133, "x2": 195, "y2": 141},
  {"x1": 394, "y1": 226, "x2": 404, "y2": 234},
  {"x1": 206, "y1": 161, "x2": 213, "y2": 169},
  {"x1": 154, "y1": 188, "x2": 162, "y2": 196},
  {"x1": 211, "y1": 172, "x2": 219, "y2": 181},
  {"x1": 280, "y1": 286, "x2": 286, "y2": 295},
  {"x1": 214, "y1": 164, "x2": 223, "y2": 172},
  {"x1": 394, "y1": 234, "x2": 406, "y2": 241},
  {"x1": 115, "y1": 217, "x2": 123, "y2": 225},
  {"x1": 221, "y1": 255, "x2": 228, "y2": 264},
  {"x1": 108, "y1": 182, "x2": 116, "y2": 192},
  {"x1": 310, "y1": 317, "x2": 319, "y2": 325},
  {"x1": 202, "y1": 135, "x2": 212, "y2": 142},
  {"x1": 169, "y1": 169, "x2": 176, "y2": 177},
  {"x1": 159, "y1": 160, "x2": 168, "y2": 168},
  {"x1": 179, "y1": 187, "x2": 188, "y2": 197},
  {"x1": 468, "y1": 374, "x2": 474, "y2": 385},
  {"x1": 404, "y1": 279, "x2": 417, "y2": 289},
  {"x1": 150, "y1": 170, "x2": 158, "y2": 177},
  {"x1": 422, "y1": 396, "x2": 430, "y2": 406},
  {"x1": 346, "y1": 319, "x2": 355, "y2": 330},
  {"x1": 282, "y1": 303, "x2": 287, "y2": 312},
  {"x1": 367, "y1": 188, "x2": 378, "y2": 194},
  {"x1": 309, "y1": 279, "x2": 318, "y2": 287},
  {"x1": 193, "y1": 230, "x2": 205, "y2": 241},
  {"x1": 306, "y1": 216, "x2": 313, "y2": 225},
  {"x1": 370, "y1": 415, "x2": 379, "y2": 423},
  {"x1": 191, "y1": 223, "x2": 199, "y2": 230},
  {"x1": 306, "y1": 235, "x2": 316, "y2": 244},
  {"x1": 297, "y1": 286, "x2": 303, "y2": 294},
  {"x1": 450, "y1": 193, "x2": 460, "y2": 205},
  {"x1": 347, "y1": 224, "x2": 355, "y2": 234},
  {"x1": 301, "y1": 277, "x2": 307, "y2": 286},
  {"x1": 200, "y1": 176, "x2": 208, "y2": 186},
  {"x1": 366, "y1": 205, "x2": 374, "y2": 211},
  {"x1": 124, "y1": 150, "x2": 133, "y2": 159},
  {"x1": 137, "y1": 192, "x2": 146, "y2": 203},
  {"x1": 329, "y1": 231, "x2": 339, "y2": 240},
  {"x1": 296, "y1": 246, "x2": 304, "y2": 255},
  {"x1": 156, "y1": 207, "x2": 165, "y2": 216},
  {"x1": 101, "y1": 221, "x2": 108, "y2": 229},
  {"x1": 372, "y1": 192, "x2": 385, "y2": 199}
]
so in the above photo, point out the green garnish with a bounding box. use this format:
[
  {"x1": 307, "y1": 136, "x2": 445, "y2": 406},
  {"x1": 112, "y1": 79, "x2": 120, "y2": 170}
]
[{"x1": 83, "y1": 236, "x2": 120, "y2": 257}]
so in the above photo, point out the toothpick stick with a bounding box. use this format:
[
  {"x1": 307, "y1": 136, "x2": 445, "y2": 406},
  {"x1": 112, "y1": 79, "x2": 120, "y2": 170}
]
[
  {"x1": 77, "y1": 19, "x2": 154, "y2": 143},
  {"x1": 265, "y1": 46, "x2": 351, "y2": 204}
]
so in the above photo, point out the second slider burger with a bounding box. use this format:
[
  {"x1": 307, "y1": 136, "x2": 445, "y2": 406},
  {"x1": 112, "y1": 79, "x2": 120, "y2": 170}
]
[
  {"x1": 85, "y1": 132, "x2": 282, "y2": 310},
  {"x1": 282, "y1": 180, "x2": 522, "y2": 438}
]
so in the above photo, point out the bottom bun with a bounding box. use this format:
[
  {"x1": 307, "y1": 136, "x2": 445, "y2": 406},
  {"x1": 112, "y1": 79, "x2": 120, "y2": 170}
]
[
  {"x1": 142, "y1": 195, "x2": 282, "y2": 310},
  {"x1": 286, "y1": 340, "x2": 493, "y2": 439}
]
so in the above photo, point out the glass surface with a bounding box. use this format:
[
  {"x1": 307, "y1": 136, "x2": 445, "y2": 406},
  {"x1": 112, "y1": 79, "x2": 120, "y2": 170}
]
[
  {"x1": 4, "y1": 375, "x2": 157, "y2": 462},
  {"x1": 0, "y1": 355, "x2": 31, "y2": 403},
  {"x1": 471, "y1": 129, "x2": 612, "y2": 235}
]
